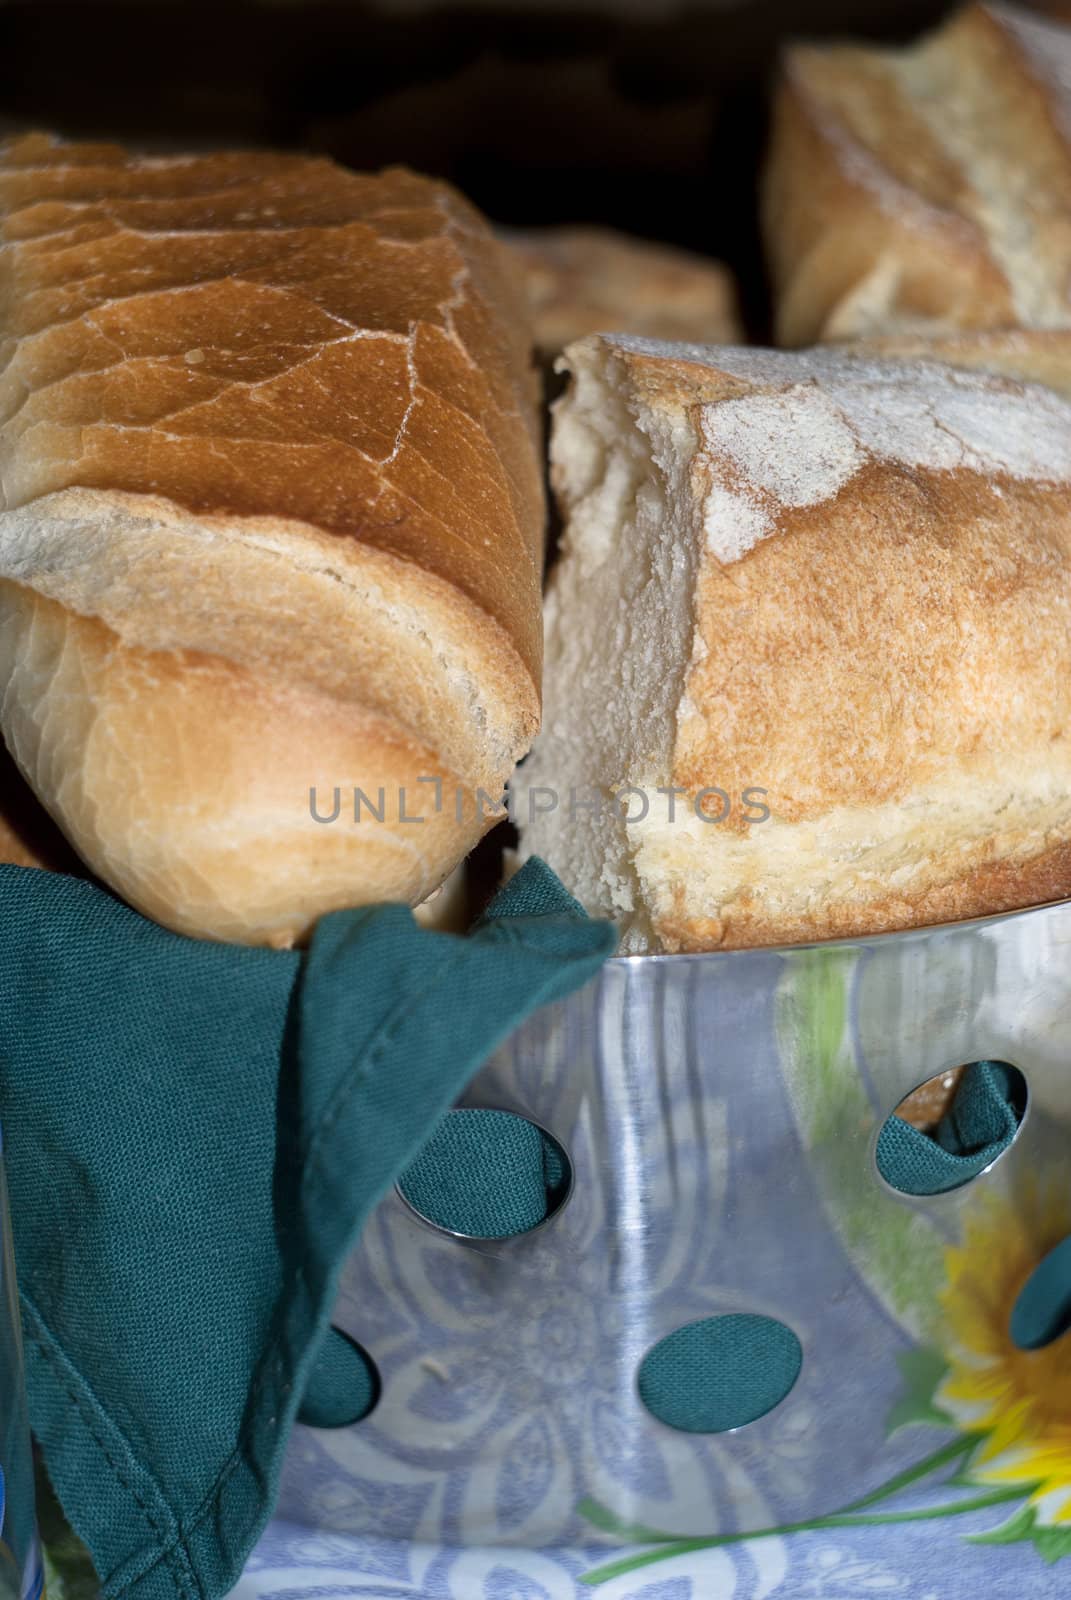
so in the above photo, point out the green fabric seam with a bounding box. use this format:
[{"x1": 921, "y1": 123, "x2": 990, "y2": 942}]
[
  {"x1": 95, "y1": 910, "x2": 609, "y2": 1600},
  {"x1": 301, "y1": 938, "x2": 466, "y2": 1178},
  {"x1": 111, "y1": 937, "x2": 471, "y2": 1591},
  {"x1": 21, "y1": 1298, "x2": 198, "y2": 1600}
]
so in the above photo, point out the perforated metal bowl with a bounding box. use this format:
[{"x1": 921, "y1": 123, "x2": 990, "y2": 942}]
[{"x1": 278, "y1": 898, "x2": 1071, "y2": 1550}]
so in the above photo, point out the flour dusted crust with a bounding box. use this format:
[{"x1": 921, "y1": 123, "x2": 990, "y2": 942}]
[
  {"x1": 520, "y1": 335, "x2": 1071, "y2": 952},
  {"x1": 845, "y1": 329, "x2": 1071, "y2": 399},
  {"x1": 764, "y1": 3, "x2": 1071, "y2": 345},
  {"x1": 0, "y1": 134, "x2": 544, "y2": 944}
]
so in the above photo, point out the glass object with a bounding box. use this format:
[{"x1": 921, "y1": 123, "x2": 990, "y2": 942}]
[{"x1": 0, "y1": 1132, "x2": 42, "y2": 1600}]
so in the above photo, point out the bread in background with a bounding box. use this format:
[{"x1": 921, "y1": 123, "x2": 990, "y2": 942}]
[
  {"x1": 764, "y1": 2, "x2": 1071, "y2": 345},
  {"x1": 518, "y1": 335, "x2": 1071, "y2": 952},
  {"x1": 412, "y1": 863, "x2": 469, "y2": 931},
  {"x1": 844, "y1": 329, "x2": 1071, "y2": 400},
  {"x1": 503, "y1": 226, "x2": 741, "y2": 360},
  {"x1": 0, "y1": 134, "x2": 544, "y2": 947},
  {"x1": 0, "y1": 744, "x2": 84, "y2": 876}
]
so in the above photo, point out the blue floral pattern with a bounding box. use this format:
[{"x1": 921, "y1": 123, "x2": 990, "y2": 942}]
[
  {"x1": 236, "y1": 1515, "x2": 1071, "y2": 1600},
  {"x1": 281, "y1": 1081, "x2": 760, "y2": 1549}
]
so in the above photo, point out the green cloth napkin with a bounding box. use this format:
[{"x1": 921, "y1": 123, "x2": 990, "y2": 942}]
[
  {"x1": 0, "y1": 858, "x2": 615, "y2": 1600},
  {"x1": 398, "y1": 1107, "x2": 569, "y2": 1238},
  {"x1": 876, "y1": 1061, "x2": 1024, "y2": 1196}
]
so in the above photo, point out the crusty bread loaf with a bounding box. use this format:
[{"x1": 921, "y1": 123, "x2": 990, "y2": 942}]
[
  {"x1": 845, "y1": 329, "x2": 1071, "y2": 400},
  {"x1": 896, "y1": 1067, "x2": 967, "y2": 1131},
  {"x1": 503, "y1": 226, "x2": 740, "y2": 359},
  {"x1": 764, "y1": 3, "x2": 1071, "y2": 346},
  {"x1": 0, "y1": 732, "x2": 462, "y2": 920},
  {"x1": 0, "y1": 133, "x2": 543, "y2": 945},
  {"x1": 518, "y1": 335, "x2": 1071, "y2": 952}
]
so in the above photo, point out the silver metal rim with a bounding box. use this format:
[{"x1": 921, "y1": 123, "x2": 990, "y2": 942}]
[{"x1": 605, "y1": 891, "x2": 1071, "y2": 968}]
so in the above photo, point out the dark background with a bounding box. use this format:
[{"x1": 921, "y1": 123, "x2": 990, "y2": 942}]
[
  {"x1": 0, "y1": 0, "x2": 1064, "y2": 904},
  {"x1": 0, "y1": 0, "x2": 969, "y2": 339}
]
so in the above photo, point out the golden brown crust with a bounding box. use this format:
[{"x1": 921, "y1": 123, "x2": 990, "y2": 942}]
[
  {"x1": 897, "y1": 1065, "x2": 968, "y2": 1129},
  {"x1": 658, "y1": 841, "x2": 1071, "y2": 954},
  {"x1": 0, "y1": 133, "x2": 543, "y2": 683},
  {"x1": 0, "y1": 134, "x2": 544, "y2": 943},
  {"x1": 0, "y1": 586, "x2": 497, "y2": 944},
  {"x1": 764, "y1": 53, "x2": 1011, "y2": 345},
  {"x1": 678, "y1": 461, "x2": 1071, "y2": 825},
  {"x1": 533, "y1": 335, "x2": 1071, "y2": 954},
  {"x1": 504, "y1": 226, "x2": 740, "y2": 359},
  {"x1": 844, "y1": 329, "x2": 1071, "y2": 399},
  {"x1": 763, "y1": 3, "x2": 1071, "y2": 345}
]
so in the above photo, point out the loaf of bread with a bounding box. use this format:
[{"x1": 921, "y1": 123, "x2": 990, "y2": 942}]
[
  {"x1": 0, "y1": 133, "x2": 543, "y2": 945},
  {"x1": 847, "y1": 330, "x2": 1071, "y2": 400},
  {"x1": 764, "y1": 3, "x2": 1071, "y2": 345},
  {"x1": 519, "y1": 336, "x2": 1071, "y2": 952},
  {"x1": 503, "y1": 226, "x2": 740, "y2": 359},
  {"x1": 0, "y1": 733, "x2": 464, "y2": 929}
]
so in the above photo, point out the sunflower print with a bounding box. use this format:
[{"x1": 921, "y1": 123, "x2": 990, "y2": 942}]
[
  {"x1": 938, "y1": 1178, "x2": 1071, "y2": 1529},
  {"x1": 580, "y1": 1173, "x2": 1071, "y2": 1585}
]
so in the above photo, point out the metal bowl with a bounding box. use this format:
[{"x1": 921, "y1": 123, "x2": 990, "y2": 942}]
[{"x1": 278, "y1": 897, "x2": 1071, "y2": 1549}]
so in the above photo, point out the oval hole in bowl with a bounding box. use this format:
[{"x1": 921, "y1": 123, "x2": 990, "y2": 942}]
[
  {"x1": 397, "y1": 1107, "x2": 572, "y2": 1240},
  {"x1": 298, "y1": 1327, "x2": 380, "y2": 1429},
  {"x1": 875, "y1": 1061, "x2": 1027, "y2": 1197},
  {"x1": 1010, "y1": 1235, "x2": 1071, "y2": 1352},
  {"x1": 637, "y1": 1314, "x2": 802, "y2": 1434}
]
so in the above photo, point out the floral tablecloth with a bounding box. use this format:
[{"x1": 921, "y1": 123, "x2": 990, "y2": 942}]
[
  {"x1": 239, "y1": 1197, "x2": 1071, "y2": 1598},
  {"x1": 234, "y1": 1498, "x2": 1070, "y2": 1600}
]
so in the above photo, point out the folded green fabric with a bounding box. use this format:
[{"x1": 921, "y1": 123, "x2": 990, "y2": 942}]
[
  {"x1": 875, "y1": 1060, "x2": 1024, "y2": 1196},
  {"x1": 0, "y1": 858, "x2": 615, "y2": 1600},
  {"x1": 398, "y1": 1107, "x2": 569, "y2": 1238}
]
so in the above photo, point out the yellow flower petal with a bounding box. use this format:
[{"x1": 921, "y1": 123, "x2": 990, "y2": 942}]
[{"x1": 936, "y1": 1176, "x2": 1071, "y2": 1528}]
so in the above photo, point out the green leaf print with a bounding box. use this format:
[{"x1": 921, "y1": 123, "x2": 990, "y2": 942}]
[
  {"x1": 886, "y1": 1347, "x2": 952, "y2": 1435},
  {"x1": 775, "y1": 947, "x2": 945, "y2": 1341},
  {"x1": 970, "y1": 1503, "x2": 1071, "y2": 1565}
]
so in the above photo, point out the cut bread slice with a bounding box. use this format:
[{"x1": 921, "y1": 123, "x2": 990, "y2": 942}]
[{"x1": 517, "y1": 335, "x2": 1071, "y2": 952}]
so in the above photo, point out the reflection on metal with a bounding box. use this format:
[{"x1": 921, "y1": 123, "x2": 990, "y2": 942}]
[{"x1": 279, "y1": 898, "x2": 1071, "y2": 1548}]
